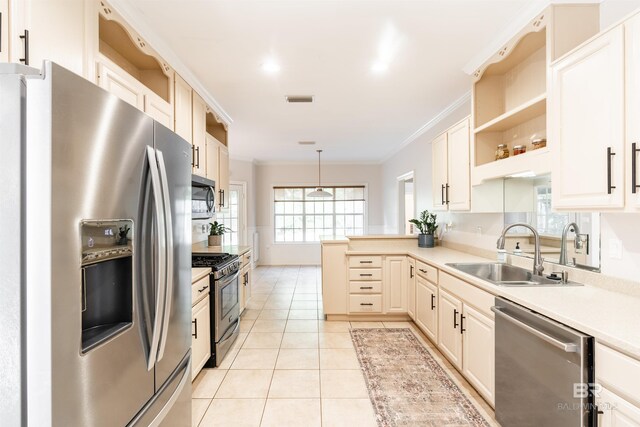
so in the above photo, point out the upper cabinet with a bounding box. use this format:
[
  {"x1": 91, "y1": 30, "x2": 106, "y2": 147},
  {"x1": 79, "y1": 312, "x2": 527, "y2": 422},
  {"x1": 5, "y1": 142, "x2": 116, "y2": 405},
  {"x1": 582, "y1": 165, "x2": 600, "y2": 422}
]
[
  {"x1": 95, "y1": 9, "x2": 174, "y2": 128},
  {"x1": 551, "y1": 11, "x2": 640, "y2": 211},
  {"x1": 0, "y1": 0, "x2": 8, "y2": 63},
  {"x1": 432, "y1": 118, "x2": 471, "y2": 211},
  {"x1": 471, "y1": 4, "x2": 599, "y2": 185},
  {"x1": 174, "y1": 73, "x2": 193, "y2": 144}
]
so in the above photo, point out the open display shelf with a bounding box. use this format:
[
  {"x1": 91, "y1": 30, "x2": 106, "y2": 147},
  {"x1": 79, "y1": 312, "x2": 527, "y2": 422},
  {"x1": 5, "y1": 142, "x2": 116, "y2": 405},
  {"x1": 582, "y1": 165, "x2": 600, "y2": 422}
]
[{"x1": 474, "y1": 93, "x2": 546, "y2": 134}]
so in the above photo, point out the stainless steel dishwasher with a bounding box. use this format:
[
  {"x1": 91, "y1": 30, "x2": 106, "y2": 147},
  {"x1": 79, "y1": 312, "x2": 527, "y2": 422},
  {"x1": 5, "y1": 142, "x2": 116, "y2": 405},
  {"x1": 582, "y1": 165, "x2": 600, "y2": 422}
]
[{"x1": 492, "y1": 297, "x2": 595, "y2": 427}]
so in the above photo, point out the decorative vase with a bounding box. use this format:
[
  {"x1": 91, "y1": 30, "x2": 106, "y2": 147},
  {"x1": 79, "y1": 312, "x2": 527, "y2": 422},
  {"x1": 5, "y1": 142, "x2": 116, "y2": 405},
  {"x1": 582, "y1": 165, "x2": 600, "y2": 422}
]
[
  {"x1": 418, "y1": 234, "x2": 434, "y2": 248},
  {"x1": 208, "y1": 235, "x2": 222, "y2": 247}
]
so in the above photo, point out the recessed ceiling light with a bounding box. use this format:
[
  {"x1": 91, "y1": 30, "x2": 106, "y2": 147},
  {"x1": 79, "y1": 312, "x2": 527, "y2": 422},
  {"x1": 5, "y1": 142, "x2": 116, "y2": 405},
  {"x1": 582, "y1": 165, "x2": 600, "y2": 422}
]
[
  {"x1": 261, "y1": 59, "x2": 280, "y2": 75},
  {"x1": 371, "y1": 61, "x2": 389, "y2": 74}
]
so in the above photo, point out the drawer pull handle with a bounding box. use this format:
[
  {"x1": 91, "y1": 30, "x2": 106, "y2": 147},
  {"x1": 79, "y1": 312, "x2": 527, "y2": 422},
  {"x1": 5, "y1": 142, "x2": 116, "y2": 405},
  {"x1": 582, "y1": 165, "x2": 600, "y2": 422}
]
[
  {"x1": 360, "y1": 286, "x2": 373, "y2": 289},
  {"x1": 198, "y1": 286, "x2": 208, "y2": 293},
  {"x1": 360, "y1": 274, "x2": 373, "y2": 277},
  {"x1": 453, "y1": 309, "x2": 459, "y2": 329},
  {"x1": 192, "y1": 319, "x2": 198, "y2": 338},
  {"x1": 360, "y1": 303, "x2": 373, "y2": 306},
  {"x1": 419, "y1": 269, "x2": 428, "y2": 274},
  {"x1": 430, "y1": 294, "x2": 435, "y2": 310},
  {"x1": 359, "y1": 260, "x2": 373, "y2": 264},
  {"x1": 460, "y1": 314, "x2": 466, "y2": 334}
]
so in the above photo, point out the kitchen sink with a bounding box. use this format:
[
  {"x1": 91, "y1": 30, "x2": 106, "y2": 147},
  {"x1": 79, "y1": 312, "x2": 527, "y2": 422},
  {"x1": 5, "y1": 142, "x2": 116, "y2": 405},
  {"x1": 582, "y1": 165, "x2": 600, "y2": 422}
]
[{"x1": 445, "y1": 263, "x2": 582, "y2": 287}]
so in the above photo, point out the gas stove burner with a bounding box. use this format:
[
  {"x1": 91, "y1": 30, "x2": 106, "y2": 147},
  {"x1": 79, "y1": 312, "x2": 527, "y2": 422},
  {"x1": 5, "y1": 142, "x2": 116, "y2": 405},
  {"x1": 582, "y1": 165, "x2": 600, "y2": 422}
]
[{"x1": 192, "y1": 253, "x2": 241, "y2": 279}]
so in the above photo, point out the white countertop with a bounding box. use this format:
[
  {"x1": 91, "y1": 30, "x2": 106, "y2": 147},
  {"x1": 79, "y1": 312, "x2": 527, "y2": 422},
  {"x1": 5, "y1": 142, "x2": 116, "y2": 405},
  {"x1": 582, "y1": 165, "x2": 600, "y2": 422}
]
[
  {"x1": 346, "y1": 244, "x2": 640, "y2": 358},
  {"x1": 192, "y1": 241, "x2": 252, "y2": 256},
  {"x1": 191, "y1": 267, "x2": 211, "y2": 283}
]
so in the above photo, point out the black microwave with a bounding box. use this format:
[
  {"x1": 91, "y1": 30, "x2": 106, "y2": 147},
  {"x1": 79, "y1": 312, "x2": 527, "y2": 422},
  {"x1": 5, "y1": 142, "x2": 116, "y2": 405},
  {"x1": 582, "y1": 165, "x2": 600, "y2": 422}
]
[{"x1": 192, "y1": 175, "x2": 216, "y2": 219}]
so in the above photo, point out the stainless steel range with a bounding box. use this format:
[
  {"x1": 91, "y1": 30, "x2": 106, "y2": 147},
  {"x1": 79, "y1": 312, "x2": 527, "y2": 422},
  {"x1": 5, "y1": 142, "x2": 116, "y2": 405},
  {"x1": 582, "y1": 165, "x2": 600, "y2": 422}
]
[{"x1": 192, "y1": 253, "x2": 241, "y2": 366}]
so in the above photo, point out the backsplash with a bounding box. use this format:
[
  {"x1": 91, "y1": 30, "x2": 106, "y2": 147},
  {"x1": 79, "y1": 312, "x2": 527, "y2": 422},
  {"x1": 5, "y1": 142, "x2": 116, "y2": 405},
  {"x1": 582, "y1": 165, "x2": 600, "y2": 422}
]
[{"x1": 192, "y1": 218, "x2": 210, "y2": 244}]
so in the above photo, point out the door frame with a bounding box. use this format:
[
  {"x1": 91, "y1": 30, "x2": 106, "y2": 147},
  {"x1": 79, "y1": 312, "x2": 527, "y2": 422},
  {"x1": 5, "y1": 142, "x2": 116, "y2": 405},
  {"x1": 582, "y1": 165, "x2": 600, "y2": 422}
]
[
  {"x1": 229, "y1": 180, "x2": 247, "y2": 245},
  {"x1": 397, "y1": 171, "x2": 415, "y2": 234}
]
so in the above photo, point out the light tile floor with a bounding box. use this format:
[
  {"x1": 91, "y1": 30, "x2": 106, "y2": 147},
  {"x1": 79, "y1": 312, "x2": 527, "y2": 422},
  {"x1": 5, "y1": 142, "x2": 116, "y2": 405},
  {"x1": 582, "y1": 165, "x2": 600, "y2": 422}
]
[{"x1": 192, "y1": 265, "x2": 497, "y2": 427}]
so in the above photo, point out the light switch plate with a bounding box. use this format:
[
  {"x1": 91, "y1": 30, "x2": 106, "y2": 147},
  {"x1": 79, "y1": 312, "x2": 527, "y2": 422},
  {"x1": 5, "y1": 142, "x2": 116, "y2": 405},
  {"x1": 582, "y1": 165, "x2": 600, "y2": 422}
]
[{"x1": 608, "y1": 238, "x2": 622, "y2": 260}]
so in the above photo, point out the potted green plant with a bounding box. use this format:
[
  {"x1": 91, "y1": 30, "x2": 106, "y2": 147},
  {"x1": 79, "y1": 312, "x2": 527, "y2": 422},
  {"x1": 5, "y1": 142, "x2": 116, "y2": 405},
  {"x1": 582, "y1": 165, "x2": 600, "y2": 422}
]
[
  {"x1": 208, "y1": 221, "x2": 230, "y2": 247},
  {"x1": 409, "y1": 210, "x2": 438, "y2": 248}
]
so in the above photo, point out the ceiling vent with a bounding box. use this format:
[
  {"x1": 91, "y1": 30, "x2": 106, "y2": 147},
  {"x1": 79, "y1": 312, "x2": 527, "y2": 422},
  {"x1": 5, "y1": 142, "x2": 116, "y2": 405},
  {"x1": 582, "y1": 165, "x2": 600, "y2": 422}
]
[
  {"x1": 298, "y1": 141, "x2": 316, "y2": 145},
  {"x1": 285, "y1": 95, "x2": 314, "y2": 103}
]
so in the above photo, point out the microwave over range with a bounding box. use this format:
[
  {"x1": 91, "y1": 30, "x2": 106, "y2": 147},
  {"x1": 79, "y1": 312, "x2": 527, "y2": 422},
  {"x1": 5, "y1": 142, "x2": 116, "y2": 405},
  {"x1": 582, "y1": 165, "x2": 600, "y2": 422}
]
[{"x1": 192, "y1": 175, "x2": 216, "y2": 219}]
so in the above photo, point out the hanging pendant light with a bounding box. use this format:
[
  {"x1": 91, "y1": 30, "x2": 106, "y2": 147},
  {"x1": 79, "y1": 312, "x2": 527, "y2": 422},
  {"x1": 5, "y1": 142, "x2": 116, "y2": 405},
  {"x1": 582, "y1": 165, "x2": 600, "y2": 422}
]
[{"x1": 307, "y1": 149, "x2": 332, "y2": 198}]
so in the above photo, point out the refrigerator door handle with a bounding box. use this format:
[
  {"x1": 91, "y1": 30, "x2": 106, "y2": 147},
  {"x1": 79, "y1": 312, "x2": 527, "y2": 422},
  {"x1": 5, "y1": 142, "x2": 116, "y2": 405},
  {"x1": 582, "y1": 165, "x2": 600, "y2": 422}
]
[
  {"x1": 146, "y1": 146, "x2": 167, "y2": 371},
  {"x1": 155, "y1": 149, "x2": 174, "y2": 362}
]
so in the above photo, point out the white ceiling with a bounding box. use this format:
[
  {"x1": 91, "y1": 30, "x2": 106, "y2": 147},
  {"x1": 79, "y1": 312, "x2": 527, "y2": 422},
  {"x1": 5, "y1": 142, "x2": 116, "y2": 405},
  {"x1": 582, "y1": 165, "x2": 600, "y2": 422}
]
[{"x1": 130, "y1": 0, "x2": 539, "y2": 163}]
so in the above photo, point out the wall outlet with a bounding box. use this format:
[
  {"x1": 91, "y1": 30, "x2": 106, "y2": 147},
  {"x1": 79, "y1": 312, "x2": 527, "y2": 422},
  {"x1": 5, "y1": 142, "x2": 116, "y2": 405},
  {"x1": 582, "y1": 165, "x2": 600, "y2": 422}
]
[
  {"x1": 201, "y1": 224, "x2": 207, "y2": 234},
  {"x1": 608, "y1": 238, "x2": 623, "y2": 260}
]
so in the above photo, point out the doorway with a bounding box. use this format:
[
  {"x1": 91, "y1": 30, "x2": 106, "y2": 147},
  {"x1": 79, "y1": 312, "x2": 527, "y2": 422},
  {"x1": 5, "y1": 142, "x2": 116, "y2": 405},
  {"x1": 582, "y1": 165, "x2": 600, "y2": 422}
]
[
  {"x1": 397, "y1": 172, "x2": 415, "y2": 235},
  {"x1": 217, "y1": 182, "x2": 247, "y2": 246}
]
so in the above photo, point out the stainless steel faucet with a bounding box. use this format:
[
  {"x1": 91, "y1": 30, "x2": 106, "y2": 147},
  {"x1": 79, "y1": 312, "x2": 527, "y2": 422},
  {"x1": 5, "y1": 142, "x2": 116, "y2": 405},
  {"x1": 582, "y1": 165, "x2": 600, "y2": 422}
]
[
  {"x1": 559, "y1": 222, "x2": 583, "y2": 266},
  {"x1": 497, "y1": 223, "x2": 544, "y2": 276}
]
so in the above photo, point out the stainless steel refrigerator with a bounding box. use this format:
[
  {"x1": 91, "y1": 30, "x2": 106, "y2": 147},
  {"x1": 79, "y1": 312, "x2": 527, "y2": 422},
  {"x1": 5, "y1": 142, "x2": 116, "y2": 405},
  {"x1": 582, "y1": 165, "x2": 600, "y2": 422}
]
[{"x1": 0, "y1": 62, "x2": 192, "y2": 426}]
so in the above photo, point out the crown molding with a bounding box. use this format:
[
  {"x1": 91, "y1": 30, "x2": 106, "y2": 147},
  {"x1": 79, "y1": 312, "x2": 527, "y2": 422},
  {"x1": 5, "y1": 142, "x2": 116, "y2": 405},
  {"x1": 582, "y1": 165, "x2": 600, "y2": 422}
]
[
  {"x1": 108, "y1": 0, "x2": 233, "y2": 125},
  {"x1": 379, "y1": 90, "x2": 471, "y2": 164}
]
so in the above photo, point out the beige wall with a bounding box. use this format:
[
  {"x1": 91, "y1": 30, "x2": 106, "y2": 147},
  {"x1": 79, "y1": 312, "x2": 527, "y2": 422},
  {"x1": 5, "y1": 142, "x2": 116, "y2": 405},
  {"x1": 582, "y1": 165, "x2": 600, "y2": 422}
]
[
  {"x1": 255, "y1": 162, "x2": 383, "y2": 265},
  {"x1": 600, "y1": 0, "x2": 640, "y2": 28}
]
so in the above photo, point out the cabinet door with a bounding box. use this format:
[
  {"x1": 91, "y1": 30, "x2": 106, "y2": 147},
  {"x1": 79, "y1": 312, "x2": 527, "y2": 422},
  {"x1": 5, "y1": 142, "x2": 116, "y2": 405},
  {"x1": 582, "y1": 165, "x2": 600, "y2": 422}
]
[
  {"x1": 407, "y1": 258, "x2": 416, "y2": 319},
  {"x1": 174, "y1": 74, "x2": 192, "y2": 144},
  {"x1": 415, "y1": 276, "x2": 437, "y2": 343},
  {"x1": 597, "y1": 387, "x2": 640, "y2": 426},
  {"x1": 245, "y1": 265, "x2": 252, "y2": 302},
  {"x1": 144, "y1": 91, "x2": 173, "y2": 130},
  {"x1": 462, "y1": 304, "x2": 495, "y2": 405},
  {"x1": 191, "y1": 93, "x2": 207, "y2": 177},
  {"x1": 438, "y1": 289, "x2": 462, "y2": 370},
  {"x1": 447, "y1": 119, "x2": 470, "y2": 211},
  {"x1": 97, "y1": 61, "x2": 145, "y2": 110},
  {"x1": 551, "y1": 26, "x2": 625, "y2": 209},
  {"x1": 432, "y1": 132, "x2": 448, "y2": 211},
  {"x1": 626, "y1": 15, "x2": 640, "y2": 210},
  {"x1": 383, "y1": 256, "x2": 407, "y2": 313},
  {"x1": 218, "y1": 143, "x2": 230, "y2": 210},
  {"x1": 238, "y1": 265, "x2": 247, "y2": 313},
  {"x1": 0, "y1": 0, "x2": 8, "y2": 63},
  {"x1": 191, "y1": 296, "x2": 211, "y2": 379},
  {"x1": 205, "y1": 133, "x2": 220, "y2": 183}
]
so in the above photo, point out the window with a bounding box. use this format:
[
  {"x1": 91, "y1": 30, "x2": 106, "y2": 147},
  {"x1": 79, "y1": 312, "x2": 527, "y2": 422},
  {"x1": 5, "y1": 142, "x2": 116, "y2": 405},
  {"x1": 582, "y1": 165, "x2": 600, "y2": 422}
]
[
  {"x1": 274, "y1": 186, "x2": 366, "y2": 242},
  {"x1": 217, "y1": 185, "x2": 241, "y2": 246}
]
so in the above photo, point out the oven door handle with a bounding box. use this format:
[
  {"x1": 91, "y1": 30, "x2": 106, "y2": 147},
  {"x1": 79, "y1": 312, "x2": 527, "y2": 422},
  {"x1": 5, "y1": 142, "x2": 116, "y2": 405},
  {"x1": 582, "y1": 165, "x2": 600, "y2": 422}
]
[
  {"x1": 216, "y1": 269, "x2": 240, "y2": 290},
  {"x1": 491, "y1": 306, "x2": 578, "y2": 353}
]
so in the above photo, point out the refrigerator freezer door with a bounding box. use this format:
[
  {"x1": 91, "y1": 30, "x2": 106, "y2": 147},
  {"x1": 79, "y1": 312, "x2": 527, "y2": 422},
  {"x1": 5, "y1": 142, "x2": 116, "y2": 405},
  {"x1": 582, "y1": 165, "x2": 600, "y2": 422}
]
[
  {"x1": 29, "y1": 63, "x2": 155, "y2": 426},
  {"x1": 152, "y1": 122, "x2": 192, "y2": 392}
]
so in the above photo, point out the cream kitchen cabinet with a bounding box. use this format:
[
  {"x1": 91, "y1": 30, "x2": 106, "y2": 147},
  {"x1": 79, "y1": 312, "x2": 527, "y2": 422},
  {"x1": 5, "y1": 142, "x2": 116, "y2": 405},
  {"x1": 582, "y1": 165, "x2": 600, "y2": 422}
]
[
  {"x1": 438, "y1": 288, "x2": 463, "y2": 370},
  {"x1": 191, "y1": 273, "x2": 211, "y2": 379},
  {"x1": 407, "y1": 258, "x2": 416, "y2": 319},
  {"x1": 0, "y1": 0, "x2": 8, "y2": 63},
  {"x1": 415, "y1": 275, "x2": 437, "y2": 343},
  {"x1": 192, "y1": 92, "x2": 207, "y2": 176},
  {"x1": 205, "y1": 133, "x2": 219, "y2": 182},
  {"x1": 144, "y1": 90, "x2": 173, "y2": 129},
  {"x1": 174, "y1": 73, "x2": 193, "y2": 144},
  {"x1": 383, "y1": 256, "x2": 407, "y2": 313},
  {"x1": 551, "y1": 25, "x2": 625, "y2": 209},
  {"x1": 595, "y1": 343, "x2": 640, "y2": 425},
  {"x1": 461, "y1": 304, "x2": 495, "y2": 404},
  {"x1": 97, "y1": 61, "x2": 145, "y2": 110},
  {"x1": 218, "y1": 143, "x2": 230, "y2": 210},
  {"x1": 432, "y1": 118, "x2": 471, "y2": 211},
  {"x1": 625, "y1": 14, "x2": 640, "y2": 210}
]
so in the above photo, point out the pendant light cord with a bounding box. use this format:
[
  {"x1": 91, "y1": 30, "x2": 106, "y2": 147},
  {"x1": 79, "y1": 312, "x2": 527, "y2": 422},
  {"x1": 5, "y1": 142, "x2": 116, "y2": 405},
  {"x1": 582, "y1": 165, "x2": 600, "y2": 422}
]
[{"x1": 317, "y1": 149, "x2": 322, "y2": 188}]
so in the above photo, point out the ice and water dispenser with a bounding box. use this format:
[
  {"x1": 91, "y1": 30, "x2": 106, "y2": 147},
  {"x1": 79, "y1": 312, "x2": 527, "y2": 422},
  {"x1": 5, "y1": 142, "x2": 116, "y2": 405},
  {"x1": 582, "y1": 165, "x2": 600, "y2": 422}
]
[{"x1": 80, "y1": 220, "x2": 133, "y2": 353}]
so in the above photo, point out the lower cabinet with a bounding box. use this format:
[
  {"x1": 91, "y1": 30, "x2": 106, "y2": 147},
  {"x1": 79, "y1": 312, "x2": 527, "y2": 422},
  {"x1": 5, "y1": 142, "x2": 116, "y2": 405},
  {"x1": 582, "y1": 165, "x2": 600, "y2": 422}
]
[
  {"x1": 240, "y1": 264, "x2": 251, "y2": 313},
  {"x1": 415, "y1": 276, "x2": 438, "y2": 343},
  {"x1": 407, "y1": 258, "x2": 416, "y2": 319},
  {"x1": 191, "y1": 295, "x2": 211, "y2": 379},
  {"x1": 384, "y1": 256, "x2": 407, "y2": 313},
  {"x1": 438, "y1": 289, "x2": 463, "y2": 370},
  {"x1": 462, "y1": 304, "x2": 495, "y2": 403},
  {"x1": 597, "y1": 387, "x2": 640, "y2": 426}
]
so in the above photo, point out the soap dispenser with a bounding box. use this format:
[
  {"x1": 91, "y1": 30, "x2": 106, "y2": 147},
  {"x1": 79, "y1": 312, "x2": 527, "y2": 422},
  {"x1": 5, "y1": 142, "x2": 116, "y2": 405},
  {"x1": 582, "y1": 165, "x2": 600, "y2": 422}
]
[{"x1": 513, "y1": 242, "x2": 522, "y2": 255}]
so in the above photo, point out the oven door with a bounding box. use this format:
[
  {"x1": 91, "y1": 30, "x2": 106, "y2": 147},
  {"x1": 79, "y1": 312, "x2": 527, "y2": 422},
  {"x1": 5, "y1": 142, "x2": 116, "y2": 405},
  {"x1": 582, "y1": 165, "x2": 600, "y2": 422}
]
[{"x1": 214, "y1": 270, "x2": 240, "y2": 341}]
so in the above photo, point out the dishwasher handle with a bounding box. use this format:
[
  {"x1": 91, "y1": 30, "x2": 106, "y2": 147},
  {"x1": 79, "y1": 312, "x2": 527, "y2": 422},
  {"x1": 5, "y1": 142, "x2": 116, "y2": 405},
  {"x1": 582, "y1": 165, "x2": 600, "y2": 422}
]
[{"x1": 491, "y1": 306, "x2": 579, "y2": 353}]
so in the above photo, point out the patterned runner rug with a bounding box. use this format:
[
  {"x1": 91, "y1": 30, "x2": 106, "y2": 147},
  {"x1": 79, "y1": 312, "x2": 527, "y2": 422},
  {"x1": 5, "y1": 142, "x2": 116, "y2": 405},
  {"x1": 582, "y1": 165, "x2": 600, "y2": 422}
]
[{"x1": 350, "y1": 328, "x2": 492, "y2": 427}]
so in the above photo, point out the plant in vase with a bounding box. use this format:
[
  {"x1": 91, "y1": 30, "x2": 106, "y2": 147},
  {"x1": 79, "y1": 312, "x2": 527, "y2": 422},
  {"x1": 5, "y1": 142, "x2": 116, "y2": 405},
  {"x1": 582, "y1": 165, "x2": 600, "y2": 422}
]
[
  {"x1": 409, "y1": 210, "x2": 438, "y2": 248},
  {"x1": 208, "y1": 221, "x2": 231, "y2": 247}
]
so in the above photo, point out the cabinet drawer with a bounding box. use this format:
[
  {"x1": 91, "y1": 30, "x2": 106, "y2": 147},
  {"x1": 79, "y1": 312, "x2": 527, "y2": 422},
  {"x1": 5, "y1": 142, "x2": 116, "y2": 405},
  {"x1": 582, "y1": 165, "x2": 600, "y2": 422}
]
[
  {"x1": 192, "y1": 275, "x2": 210, "y2": 306},
  {"x1": 416, "y1": 260, "x2": 438, "y2": 283},
  {"x1": 349, "y1": 294, "x2": 382, "y2": 313},
  {"x1": 349, "y1": 268, "x2": 382, "y2": 281},
  {"x1": 596, "y1": 343, "x2": 640, "y2": 405},
  {"x1": 348, "y1": 256, "x2": 382, "y2": 268},
  {"x1": 349, "y1": 281, "x2": 382, "y2": 294},
  {"x1": 243, "y1": 251, "x2": 252, "y2": 267}
]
